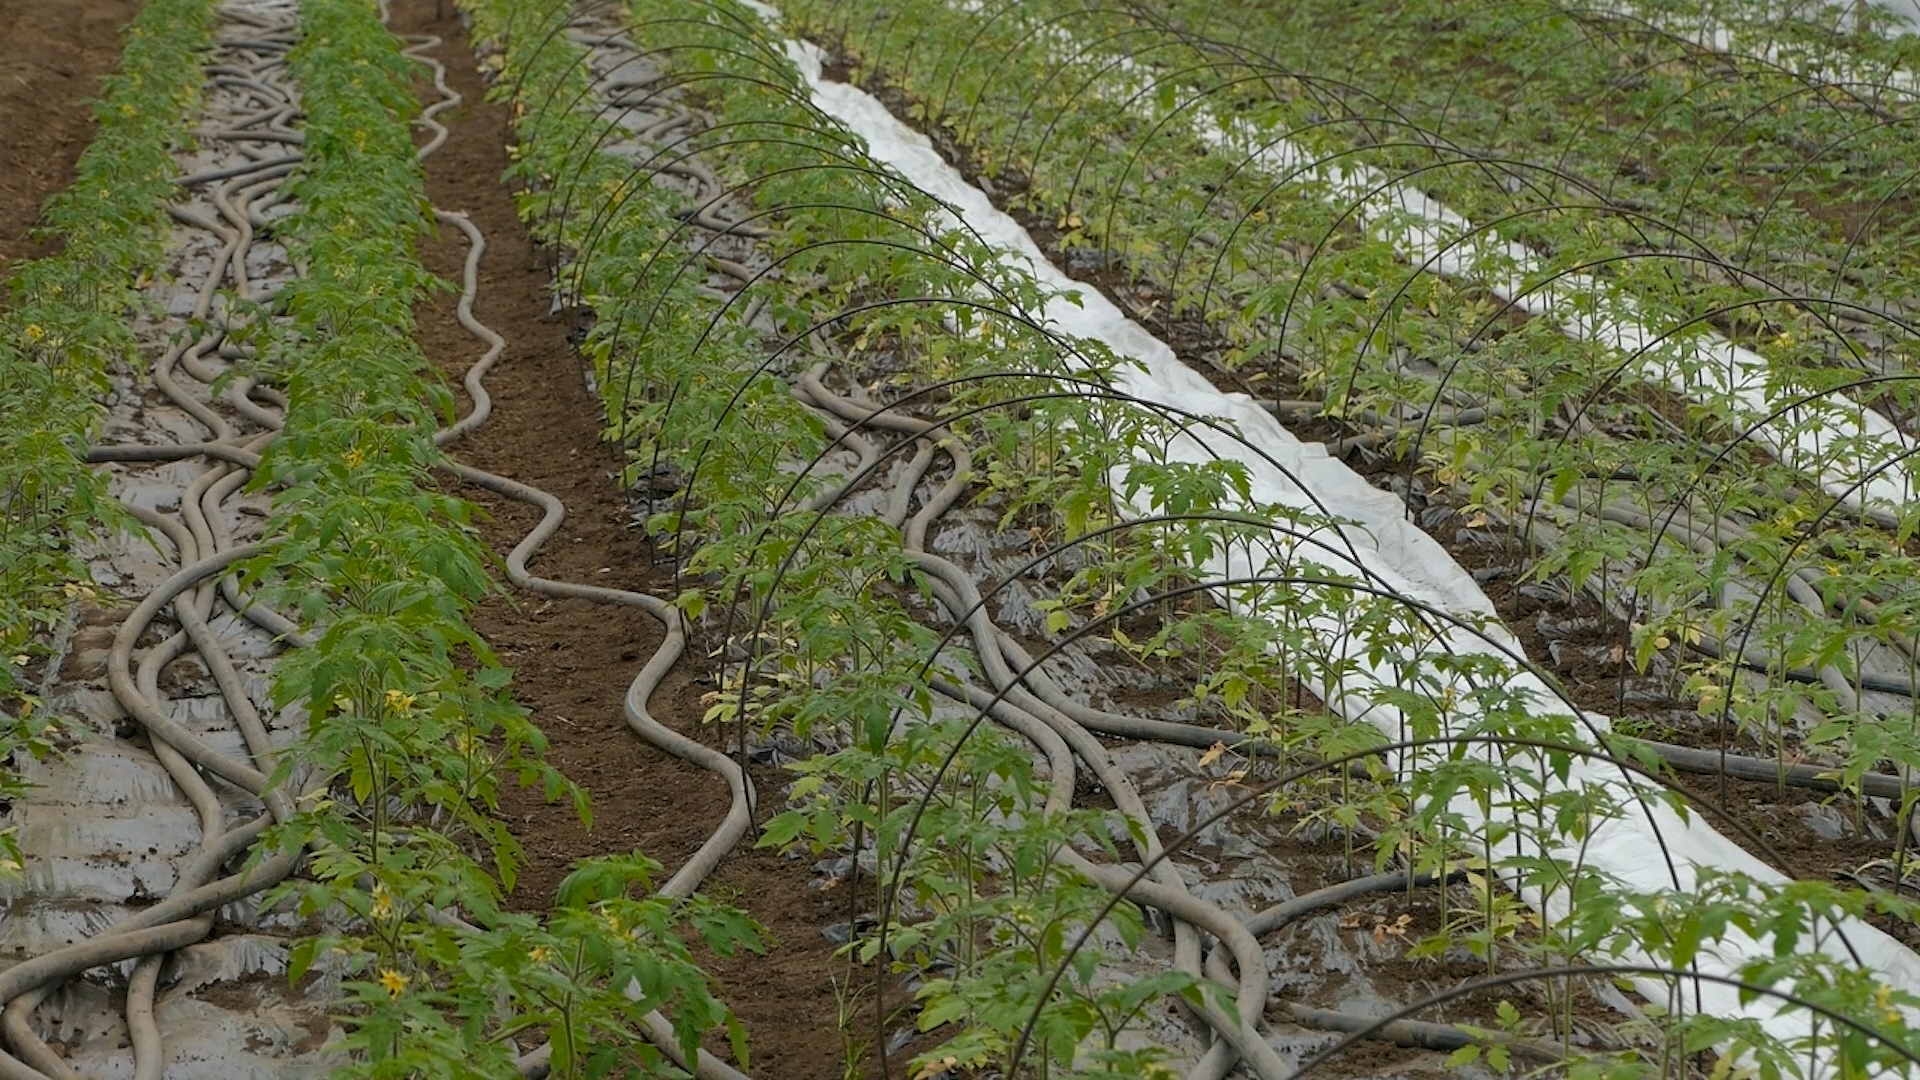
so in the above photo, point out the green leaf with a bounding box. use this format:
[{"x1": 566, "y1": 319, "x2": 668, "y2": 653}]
[{"x1": 757, "y1": 810, "x2": 809, "y2": 849}]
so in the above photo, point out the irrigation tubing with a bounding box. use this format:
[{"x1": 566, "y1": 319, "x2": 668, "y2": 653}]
[
  {"x1": 489, "y1": 6, "x2": 1920, "y2": 1078},
  {"x1": 27, "y1": 1, "x2": 1920, "y2": 1077}
]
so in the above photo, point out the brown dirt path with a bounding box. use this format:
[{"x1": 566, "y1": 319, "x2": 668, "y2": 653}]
[
  {"x1": 0, "y1": 0, "x2": 141, "y2": 281},
  {"x1": 391, "y1": 2, "x2": 876, "y2": 1075}
]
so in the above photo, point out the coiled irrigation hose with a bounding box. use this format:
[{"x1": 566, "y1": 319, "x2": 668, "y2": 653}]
[
  {"x1": 0, "y1": 10, "x2": 756, "y2": 1080},
  {"x1": 29, "y1": 4, "x2": 1917, "y2": 1077}
]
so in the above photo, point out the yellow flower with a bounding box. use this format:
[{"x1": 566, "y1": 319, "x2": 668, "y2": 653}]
[
  {"x1": 378, "y1": 969, "x2": 409, "y2": 998},
  {"x1": 528, "y1": 946, "x2": 549, "y2": 963},
  {"x1": 383, "y1": 689, "x2": 415, "y2": 714},
  {"x1": 23, "y1": 324, "x2": 43, "y2": 343},
  {"x1": 602, "y1": 910, "x2": 621, "y2": 935},
  {"x1": 343, "y1": 446, "x2": 366, "y2": 470},
  {"x1": 369, "y1": 884, "x2": 394, "y2": 920},
  {"x1": 1876, "y1": 983, "x2": 1902, "y2": 1025}
]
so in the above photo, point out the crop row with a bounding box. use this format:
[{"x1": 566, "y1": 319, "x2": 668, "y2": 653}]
[
  {"x1": 1188, "y1": 0, "x2": 1920, "y2": 308},
  {"x1": 462, "y1": 0, "x2": 1920, "y2": 1075},
  {"x1": 474, "y1": 0, "x2": 1532, "y2": 1073},
  {"x1": 870, "y1": 0, "x2": 1920, "y2": 536},
  {"x1": 760, "y1": 0, "x2": 1920, "y2": 1060},
  {"x1": 782, "y1": 0, "x2": 1920, "y2": 837},
  {"x1": 0, "y1": 0, "x2": 220, "y2": 879},
  {"x1": 1141, "y1": 0, "x2": 1920, "y2": 425},
  {"x1": 1622, "y1": 0, "x2": 1920, "y2": 91},
  {"x1": 237, "y1": 3, "x2": 764, "y2": 1076},
  {"x1": 0, "y1": 0, "x2": 761, "y2": 1076},
  {"x1": 790, "y1": 0, "x2": 1920, "y2": 511},
  {"x1": 16, "y1": 0, "x2": 1913, "y2": 1073},
  {"x1": 466, "y1": 1, "x2": 1225, "y2": 1074}
]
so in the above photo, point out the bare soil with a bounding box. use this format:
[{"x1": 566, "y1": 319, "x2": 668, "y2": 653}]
[
  {"x1": 389, "y1": 2, "x2": 874, "y2": 1074},
  {"x1": 391, "y1": 4, "x2": 883, "y2": 1068},
  {"x1": 0, "y1": 0, "x2": 141, "y2": 281}
]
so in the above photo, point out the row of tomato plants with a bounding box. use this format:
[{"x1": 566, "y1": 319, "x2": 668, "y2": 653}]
[
  {"x1": 740, "y1": 4, "x2": 1920, "y2": 1071},
  {"x1": 1132, "y1": 0, "x2": 1920, "y2": 414},
  {"x1": 1160, "y1": 0, "x2": 1920, "y2": 315},
  {"x1": 832, "y1": 0, "x2": 1916, "y2": 449},
  {"x1": 465, "y1": 0, "x2": 1248, "y2": 1073},
  {"x1": 815, "y1": 0, "x2": 1919, "y2": 503},
  {"x1": 1042, "y1": 0, "x2": 1920, "y2": 537},
  {"x1": 790, "y1": 0, "x2": 1920, "y2": 799},
  {"x1": 219, "y1": 3, "x2": 756, "y2": 1077},
  {"x1": 1621, "y1": 0, "x2": 1920, "y2": 90},
  {"x1": 0, "y1": 0, "x2": 221, "y2": 879},
  {"x1": 1227, "y1": 0, "x2": 1920, "y2": 780},
  {"x1": 468, "y1": 0, "x2": 1920, "y2": 1075},
  {"x1": 851, "y1": 0, "x2": 1920, "y2": 473}
]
